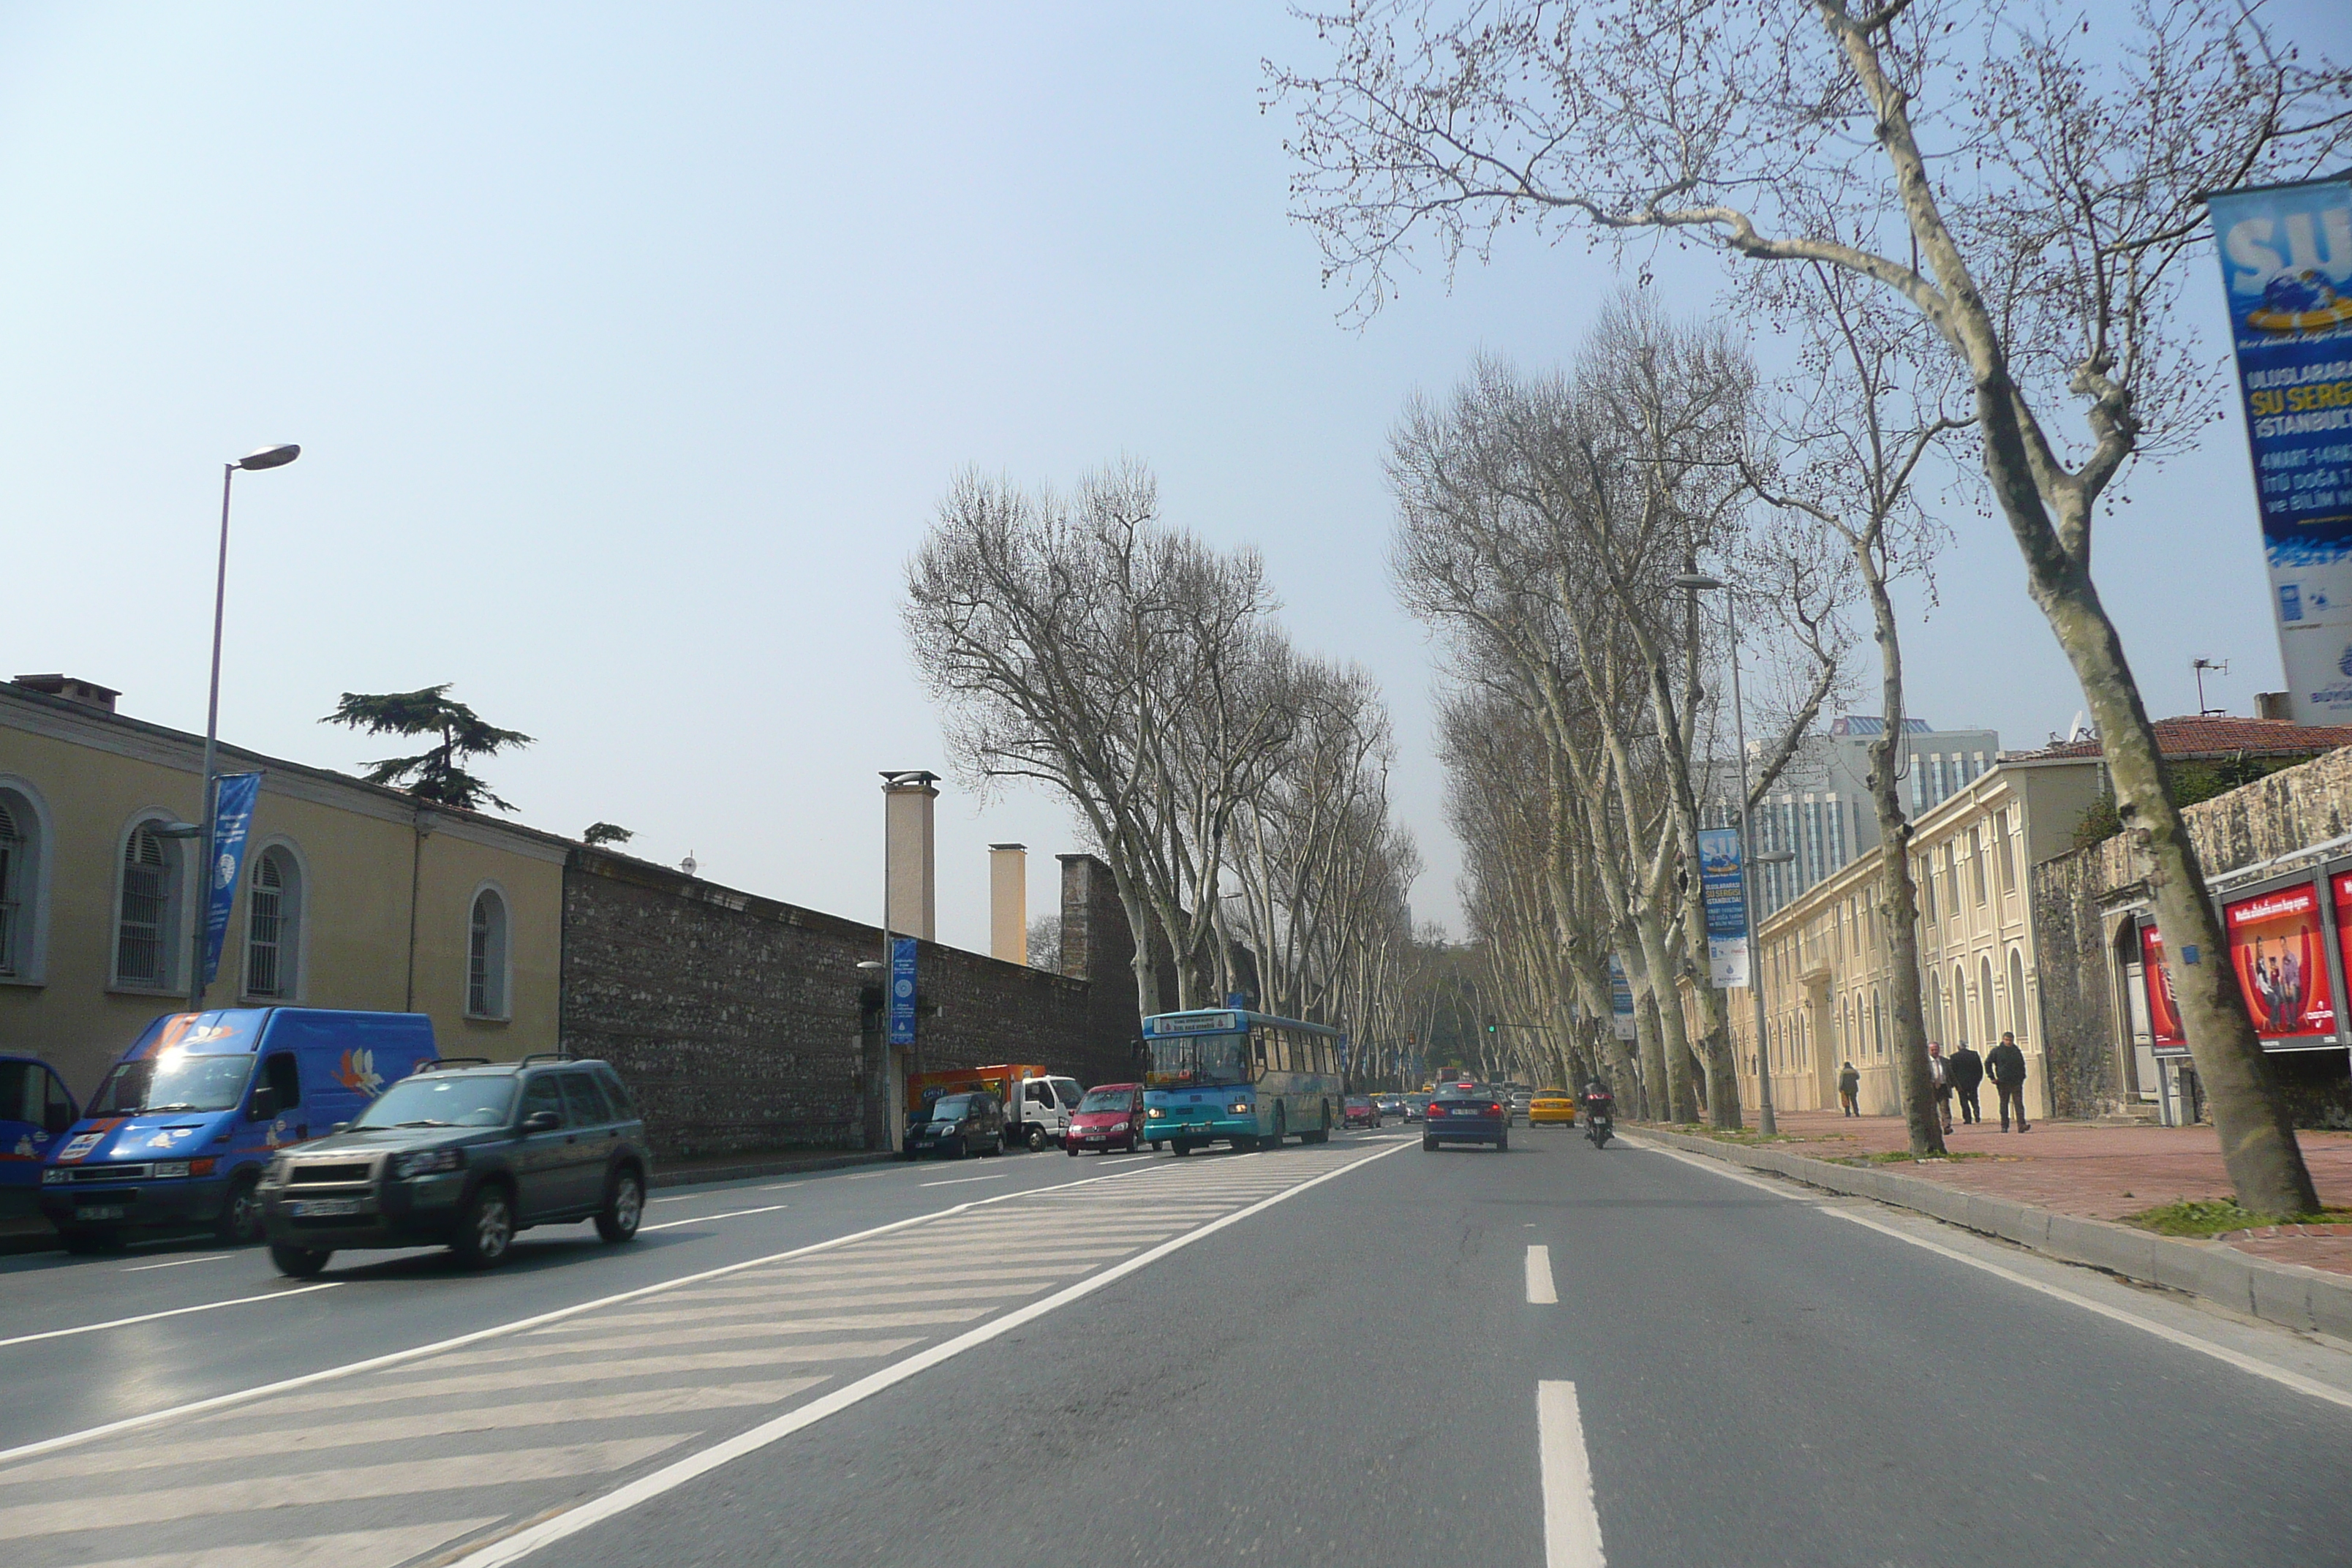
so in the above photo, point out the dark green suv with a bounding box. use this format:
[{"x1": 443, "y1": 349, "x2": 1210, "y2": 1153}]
[{"x1": 258, "y1": 1055, "x2": 651, "y2": 1276}]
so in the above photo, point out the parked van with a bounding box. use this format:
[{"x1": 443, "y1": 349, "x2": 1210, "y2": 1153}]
[
  {"x1": 0, "y1": 1055, "x2": 78, "y2": 1220},
  {"x1": 39, "y1": 1009, "x2": 439, "y2": 1250},
  {"x1": 905, "y1": 1065, "x2": 1085, "y2": 1153}
]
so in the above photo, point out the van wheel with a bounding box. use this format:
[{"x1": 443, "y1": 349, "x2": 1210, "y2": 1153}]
[
  {"x1": 214, "y1": 1173, "x2": 265, "y2": 1245},
  {"x1": 595, "y1": 1168, "x2": 644, "y2": 1243},
  {"x1": 270, "y1": 1243, "x2": 332, "y2": 1278},
  {"x1": 451, "y1": 1184, "x2": 515, "y2": 1268},
  {"x1": 982, "y1": 1134, "x2": 1003, "y2": 1157}
]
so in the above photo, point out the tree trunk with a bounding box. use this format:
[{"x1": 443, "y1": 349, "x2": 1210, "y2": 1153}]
[
  {"x1": 1676, "y1": 883, "x2": 1746, "y2": 1128},
  {"x1": 1630, "y1": 926, "x2": 1697, "y2": 1121}
]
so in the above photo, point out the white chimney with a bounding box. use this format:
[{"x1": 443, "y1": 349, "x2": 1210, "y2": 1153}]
[
  {"x1": 882, "y1": 772, "x2": 938, "y2": 942},
  {"x1": 990, "y1": 844, "x2": 1027, "y2": 964}
]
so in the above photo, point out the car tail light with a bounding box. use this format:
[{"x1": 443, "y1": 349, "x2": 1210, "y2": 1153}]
[
  {"x1": 1489, "y1": 1104, "x2": 1503, "y2": 1115},
  {"x1": 1427, "y1": 1105, "x2": 1445, "y2": 1117}
]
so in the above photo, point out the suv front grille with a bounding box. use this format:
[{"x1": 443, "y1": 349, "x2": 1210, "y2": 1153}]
[{"x1": 288, "y1": 1163, "x2": 372, "y2": 1185}]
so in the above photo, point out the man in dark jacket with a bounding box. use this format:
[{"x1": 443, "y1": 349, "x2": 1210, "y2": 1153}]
[
  {"x1": 1837, "y1": 1062, "x2": 1861, "y2": 1117},
  {"x1": 1986, "y1": 1032, "x2": 2030, "y2": 1131},
  {"x1": 1947, "y1": 1042, "x2": 1985, "y2": 1125}
]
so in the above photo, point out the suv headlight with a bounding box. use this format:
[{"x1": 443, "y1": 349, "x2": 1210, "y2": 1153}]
[{"x1": 392, "y1": 1147, "x2": 464, "y2": 1180}]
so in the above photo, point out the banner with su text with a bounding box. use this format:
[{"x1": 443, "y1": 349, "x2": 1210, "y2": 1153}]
[
  {"x1": 1698, "y1": 826, "x2": 1749, "y2": 990},
  {"x1": 201, "y1": 772, "x2": 263, "y2": 987}
]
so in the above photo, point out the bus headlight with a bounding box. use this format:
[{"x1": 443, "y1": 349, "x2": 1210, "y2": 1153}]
[
  {"x1": 1146, "y1": 1108, "x2": 1164, "y2": 1119},
  {"x1": 1229, "y1": 1101, "x2": 1251, "y2": 1115}
]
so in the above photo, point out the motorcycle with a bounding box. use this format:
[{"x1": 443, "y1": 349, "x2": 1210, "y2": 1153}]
[{"x1": 1583, "y1": 1101, "x2": 1614, "y2": 1149}]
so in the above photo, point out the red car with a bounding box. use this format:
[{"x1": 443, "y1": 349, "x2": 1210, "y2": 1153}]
[
  {"x1": 1343, "y1": 1095, "x2": 1381, "y2": 1128},
  {"x1": 1065, "y1": 1083, "x2": 1145, "y2": 1155}
]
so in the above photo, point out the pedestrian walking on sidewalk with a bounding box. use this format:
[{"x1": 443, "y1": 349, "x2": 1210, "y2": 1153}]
[
  {"x1": 1928, "y1": 1042, "x2": 1953, "y2": 1134},
  {"x1": 1948, "y1": 1041, "x2": 1985, "y2": 1125},
  {"x1": 1837, "y1": 1061, "x2": 1861, "y2": 1117},
  {"x1": 1986, "y1": 1032, "x2": 2030, "y2": 1132}
]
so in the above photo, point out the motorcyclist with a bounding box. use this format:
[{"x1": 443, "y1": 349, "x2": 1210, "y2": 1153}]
[{"x1": 1579, "y1": 1075, "x2": 1615, "y2": 1126}]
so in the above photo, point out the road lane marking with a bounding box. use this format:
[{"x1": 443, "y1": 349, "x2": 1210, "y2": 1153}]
[
  {"x1": 1635, "y1": 1138, "x2": 2352, "y2": 1417},
  {"x1": 638, "y1": 1203, "x2": 789, "y2": 1232},
  {"x1": 443, "y1": 1139, "x2": 1420, "y2": 1567},
  {"x1": 59, "y1": 1517, "x2": 505, "y2": 1568},
  {"x1": 4, "y1": 1383, "x2": 825, "y2": 1484},
  {"x1": 0, "y1": 1145, "x2": 1337, "y2": 1465},
  {"x1": 1526, "y1": 1245, "x2": 1558, "y2": 1305},
  {"x1": 919, "y1": 1175, "x2": 1006, "y2": 1188},
  {"x1": 1538, "y1": 1381, "x2": 1605, "y2": 1567},
  {"x1": 0, "y1": 1438, "x2": 685, "y2": 1538},
  {"x1": 533, "y1": 1282, "x2": 1055, "y2": 1329},
  {"x1": 453, "y1": 1309, "x2": 987, "y2": 1360},
  {"x1": 0, "y1": 1283, "x2": 340, "y2": 1350},
  {"x1": 119, "y1": 1254, "x2": 232, "y2": 1273}
]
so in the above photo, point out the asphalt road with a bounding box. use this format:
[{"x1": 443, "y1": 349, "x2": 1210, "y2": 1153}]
[{"x1": 7, "y1": 1125, "x2": 2352, "y2": 1567}]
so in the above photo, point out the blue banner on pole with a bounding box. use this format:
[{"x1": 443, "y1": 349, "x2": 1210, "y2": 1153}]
[
  {"x1": 1697, "y1": 826, "x2": 1749, "y2": 989},
  {"x1": 888, "y1": 935, "x2": 917, "y2": 1046},
  {"x1": 2205, "y1": 178, "x2": 2352, "y2": 720},
  {"x1": 202, "y1": 772, "x2": 262, "y2": 987},
  {"x1": 1607, "y1": 955, "x2": 1635, "y2": 1041}
]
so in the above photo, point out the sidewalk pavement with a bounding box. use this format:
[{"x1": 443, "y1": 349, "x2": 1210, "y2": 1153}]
[{"x1": 1721, "y1": 1107, "x2": 2352, "y2": 1275}]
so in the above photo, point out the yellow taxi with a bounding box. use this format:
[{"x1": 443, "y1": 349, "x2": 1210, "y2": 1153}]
[{"x1": 1528, "y1": 1088, "x2": 1578, "y2": 1126}]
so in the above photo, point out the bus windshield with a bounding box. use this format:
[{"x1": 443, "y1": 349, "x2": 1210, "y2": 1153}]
[{"x1": 1147, "y1": 1031, "x2": 1251, "y2": 1088}]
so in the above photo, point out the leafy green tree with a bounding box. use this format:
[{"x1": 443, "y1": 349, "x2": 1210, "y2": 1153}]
[
  {"x1": 582, "y1": 822, "x2": 634, "y2": 847},
  {"x1": 321, "y1": 685, "x2": 533, "y2": 813}
]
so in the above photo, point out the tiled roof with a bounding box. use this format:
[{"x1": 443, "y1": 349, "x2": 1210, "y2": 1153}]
[{"x1": 2019, "y1": 715, "x2": 2352, "y2": 761}]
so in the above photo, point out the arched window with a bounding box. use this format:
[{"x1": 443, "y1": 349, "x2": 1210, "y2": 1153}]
[
  {"x1": 1872, "y1": 988, "x2": 1885, "y2": 1055},
  {"x1": 467, "y1": 887, "x2": 510, "y2": 1019},
  {"x1": 115, "y1": 818, "x2": 185, "y2": 990},
  {"x1": 2008, "y1": 948, "x2": 2030, "y2": 1044},
  {"x1": 1980, "y1": 955, "x2": 1999, "y2": 1043},
  {"x1": 1953, "y1": 965, "x2": 1970, "y2": 1046},
  {"x1": 0, "y1": 783, "x2": 47, "y2": 980},
  {"x1": 244, "y1": 845, "x2": 302, "y2": 999}
]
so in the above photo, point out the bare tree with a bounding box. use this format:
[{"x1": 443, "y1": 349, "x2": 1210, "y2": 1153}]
[{"x1": 1274, "y1": 0, "x2": 2352, "y2": 1211}]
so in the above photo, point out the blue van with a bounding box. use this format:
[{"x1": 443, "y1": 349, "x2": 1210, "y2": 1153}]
[
  {"x1": 38, "y1": 1009, "x2": 439, "y2": 1250},
  {"x1": 0, "y1": 1055, "x2": 79, "y2": 1220}
]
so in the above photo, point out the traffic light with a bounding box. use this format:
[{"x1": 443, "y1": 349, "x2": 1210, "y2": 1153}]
[{"x1": 1486, "y1": 1014, "x2": 1498, "y2": 1035}]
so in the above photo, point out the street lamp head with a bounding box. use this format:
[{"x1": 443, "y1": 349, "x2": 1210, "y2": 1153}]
[
  {"x1": 234, "y1": 444, "x2": 301, "y2": 471},
  {"x1": 1670, "y1": 573, "x2": 1725, "y2": 591}
]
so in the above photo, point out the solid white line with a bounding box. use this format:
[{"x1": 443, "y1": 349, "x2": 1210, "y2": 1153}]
[
  {"x1": 1537, "y1": 1381, "x2": 1605, "y2": 1567},
  {"x1": 1634, "y1": 1137, "x2": 2352, "y2": 1417},
  {"x1": 444, "y1": 1138, "x2": 1419, "y2": 1568},
  {"x1": 638, "y1": 1204, "x2": 788, "y2": 1232},
  {"x1": 918, "y1": 1175, "x2": 1006, "y2": 1188},
  {"x1": 120, "y1": 1254, "x2": 232, "y2": 1273},
  {"x1": 0, "y1": 1284, "x2": 340, "y2": 1349},
  {"x1": 1526, "y1": 1244, "x2": 1558, "y2": 1305},
  {"x1": 0, "y1": 1138, "x2": 1237, "y2": 1465}
]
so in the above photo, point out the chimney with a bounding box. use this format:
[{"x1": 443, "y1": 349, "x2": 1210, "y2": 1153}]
[
  {"x1": 14, "y1": 674, "x2": 118, "y2": 713},
  {"x1": 990, "y1": 845, "x2": 1028, "y2": 964},
  {"x1": 882, "y1": 771, "x2": 939, "y2": 942},
  {"x1": 2255, "y1": 691, "x2": 2295, "y2": 722}
]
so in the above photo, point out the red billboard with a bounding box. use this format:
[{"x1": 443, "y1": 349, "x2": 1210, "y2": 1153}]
[
  {"x1": 2139, "y1": 924, "x2": 2184, "y2": 1047},
  {"x1": 2225, "y1": 883, "x2": 2334, "y2": 1040}
]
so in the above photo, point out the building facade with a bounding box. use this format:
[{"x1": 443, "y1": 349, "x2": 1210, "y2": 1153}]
[{"x1": 0, "y1": 678, "x2": 565, "y2": 1098}]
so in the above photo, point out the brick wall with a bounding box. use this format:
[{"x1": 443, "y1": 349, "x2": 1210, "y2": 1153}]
[{"x1": 562, "y1": 848, "x2": 1142, "y2": 1161}]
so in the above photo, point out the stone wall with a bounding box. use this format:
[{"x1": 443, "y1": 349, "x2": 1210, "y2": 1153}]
[
  {"x1": 562, "y1": 848, "x2": 1142, "y2": 1162},
  {"x1": 2031, "y1": 745, "x2": 2352, "y2": 1124}
]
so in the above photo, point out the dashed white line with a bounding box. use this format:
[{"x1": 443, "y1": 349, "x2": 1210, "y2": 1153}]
[
  {"x1": 919, "y1": 1175, "x2": 1006, "y2": 1188},
  {"x1": 1526, "y1": 1244, "x2": 1558, "y2": 1305},
  {"x1": 639, "y1": 1205, "x2": 789, "y2": 1233},
  {"x1": 121, "y1": 1254, "x2": 232, "y2": 1273},
  {"x1": 0, "y1": 1284, "x2": 341, "y2": 1350},
  {"x1": 1538, "y1": 1380, "x2": 1605, "y2": 1566}
]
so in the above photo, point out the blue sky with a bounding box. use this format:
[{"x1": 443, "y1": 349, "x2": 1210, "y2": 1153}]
[{"x1": 4, "y1": 2, "x2": 2345, "y2": 950}]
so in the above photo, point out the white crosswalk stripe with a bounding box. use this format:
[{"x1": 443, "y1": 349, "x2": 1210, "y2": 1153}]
[{"x1": 1, "y1": 1140, "x2": 1386, "y2": 1568}]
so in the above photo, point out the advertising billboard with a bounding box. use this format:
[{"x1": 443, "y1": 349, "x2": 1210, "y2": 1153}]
[
  {"x1": 2223, "y1": 882, "x2": 2334, "y2": 1041},
  {"x1": 2204, "y1": 178, "x2": 2352, "y2": 721},
  {"x1": 2139, "y1": 924, "x2": 2185, "y2": 1052},
  {"x1": 1697, "y1": 826, "x2": 1749, "y2": 988}
]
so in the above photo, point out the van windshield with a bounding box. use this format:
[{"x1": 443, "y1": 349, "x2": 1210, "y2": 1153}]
[
  {"x1": 930, "y1": 1096, "x2": 973, "y2": 1120},
  {"x1": 1077, "y1": 1090, "x2": 1133, "y2": 1112},
  {"x1": 86, "y1": 1052, "x2": 253, "y2": 1116},
  {"x1": 354, "y1": 1075, "x2": 516, "y2": 1129}
]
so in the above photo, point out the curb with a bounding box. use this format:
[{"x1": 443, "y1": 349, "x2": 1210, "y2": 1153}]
[{"x1": 1629, "y1": 1124, "x2": 2352, "y2": 1342}]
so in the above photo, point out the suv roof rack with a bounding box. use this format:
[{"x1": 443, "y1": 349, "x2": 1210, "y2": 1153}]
[
  {"x1": 416, "y1": 1057, "x2": 494, "y2": 1073},
  {"x1": 518, "y1": 1052, "x2": 578, "y2": 1066}
]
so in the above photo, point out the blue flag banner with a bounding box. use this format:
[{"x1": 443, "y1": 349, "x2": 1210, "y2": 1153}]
[
  {"x1": 1698, "y1": 826, "x2": 1749, "y2": 989},
  {"x1": 2205, "y1": 178, "x2": 2352, "y2": 720},
  {"x1": 202, "y1": 772, "x2": 263, "y2": 987},
  {"x1": 889, "y1": 935, "x2": 918, "y2": 1046},
  {"x1": 1607, "y1": 954, "x2": 1636, "y2": 1042}
]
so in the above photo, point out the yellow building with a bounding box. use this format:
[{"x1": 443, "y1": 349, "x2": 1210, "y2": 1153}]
[
  {"x1": 1732, "y1": 752, "x2": 2103, "y2": 1118},
  {"x1": 0, "y1": 676, "x2": 564, "y2": 1098}
]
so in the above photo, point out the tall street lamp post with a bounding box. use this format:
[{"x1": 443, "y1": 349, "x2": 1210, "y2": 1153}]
[
  {"x1": 1670, "y1": 571, "x2": 1793, "y2": 1136},
  {"x1": 189, "y1": 444, "x2": 300, "y2": 1013}
]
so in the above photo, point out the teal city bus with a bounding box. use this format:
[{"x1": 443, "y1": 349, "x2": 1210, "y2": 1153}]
[{"x1": 1141, "y1": 1009, "x2": 1347, "y2": 1153}]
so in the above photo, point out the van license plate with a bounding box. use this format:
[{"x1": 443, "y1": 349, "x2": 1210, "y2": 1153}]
[
  {"x1": 287, "y1": 1199, "x2": 362, "y2": 1218},
  {"x1": 76, "y1": 1205, "x2": 127, "y2": 1221}
]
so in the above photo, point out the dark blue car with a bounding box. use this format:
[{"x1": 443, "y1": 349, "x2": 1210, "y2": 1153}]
[{"x1": 1422, "y1": 1085, "x2": 1508, "y2": 1152}]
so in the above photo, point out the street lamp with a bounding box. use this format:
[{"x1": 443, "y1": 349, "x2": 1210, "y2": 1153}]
[
  {"x1": 1670, "y1": 570, "x2": 1779, "y2": 1135},
  {"x1": 190, "y1": 445, "x2": 301, "y2": 1011}
]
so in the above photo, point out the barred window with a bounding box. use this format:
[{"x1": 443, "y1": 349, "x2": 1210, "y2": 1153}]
[
  {"x1": 0, "y1": 798, "x2": 24, "y2": 977},
  {"x1": 244, "y1": 848, "x2": 301, "y2": 998},
  {"x1": 468, "y1": 889, "x2": 510, "y2": 1018},
  {"x1": 116, "y1": 823, "x2": 176, "y2": 987}
]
